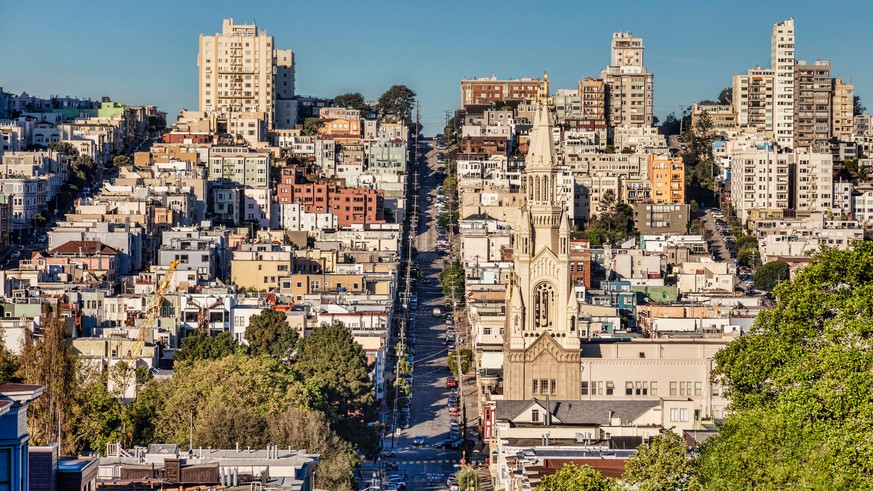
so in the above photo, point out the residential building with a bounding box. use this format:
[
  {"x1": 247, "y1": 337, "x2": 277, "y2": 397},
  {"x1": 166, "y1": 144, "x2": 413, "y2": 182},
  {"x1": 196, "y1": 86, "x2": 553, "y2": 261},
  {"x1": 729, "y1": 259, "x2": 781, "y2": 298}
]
[
  {"x1": 647, "y1": 154, "x2": 684, "y2": 204},
  {"x1": 277, "y1": 181, "x2": 384, "y2": 228},
  {"x1": 691, "y1": 104, "x2": 737, "y2": 131},
  {"x1": 728, "y1": 143, "x2": 790, "y2": 222},
  {"x1": 792, "y1": 149, "x2": 833, "y2": 212},
  {"x1": 793, "y1": 60, "x2": 831, "y2": 150},
  {"x1": 632, "y1": 203, "x2": 689, "y2": 234},
  {"x1": 832, "y1": 77, "x2": 854, "y2": 141},
  {"x1": 733, "y1": 67, "x2": 775, "y2": 133},
  {"x1": 460, "y1": 74, "x2": 548, "y2": 107},
  {"x1": 772, "y1": 18, "x2": 796, "y2": 147},
  {"x1": 198, "y1": 18, "x2": 295, "y2": 131},
  {"x1": 601, "y1": 32, "x2": 654, "y2": 129}
]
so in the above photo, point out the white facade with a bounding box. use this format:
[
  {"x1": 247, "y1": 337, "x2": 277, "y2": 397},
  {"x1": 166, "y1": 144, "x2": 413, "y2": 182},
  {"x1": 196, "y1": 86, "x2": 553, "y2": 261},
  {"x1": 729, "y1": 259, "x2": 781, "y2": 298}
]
[
  {"x1": 279, "y1": 203, "x2": 337, "y2": 231},
  {"x1": 772, "y1": 18, "x2": 795, "y2": 147},
  {"x1": 728, "y1": 144, "x2": 790, "y2": 221},
  {"x1": 793, "y1": 149, "x2": 833, "y2": 213}
]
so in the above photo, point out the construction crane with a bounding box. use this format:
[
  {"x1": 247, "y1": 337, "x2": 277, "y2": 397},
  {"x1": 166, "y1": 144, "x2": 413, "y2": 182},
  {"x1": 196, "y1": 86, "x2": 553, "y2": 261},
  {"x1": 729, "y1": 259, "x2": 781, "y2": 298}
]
[{"x1": 129, "y1": 259, "x2": 180, "y2": 362}]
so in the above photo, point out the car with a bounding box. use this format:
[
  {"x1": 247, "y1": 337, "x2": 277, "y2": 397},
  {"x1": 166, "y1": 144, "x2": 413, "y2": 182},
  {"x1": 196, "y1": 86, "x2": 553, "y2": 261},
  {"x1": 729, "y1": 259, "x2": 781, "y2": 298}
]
[
  {"x1": 385, "y1": 461, "x2": 399, "y2": 471},
  {"x1": 10, "y1": 250, "x2": 20, "y2": 258},
  {"x1": 433, "y1": 307, "x2": 443, "y2": 317},
  {"x1": 446, "y1": 377, "x2": 457, "y2": 388},
  {"x1": 432, "y1": 438, "x2": 457, "y2": 449},
  {"x1": 381, "y1": 451, "x2": 396, "y2": 459},
  {"x1": 412, "y1": 436, "x2": 425, "y2": 446}
]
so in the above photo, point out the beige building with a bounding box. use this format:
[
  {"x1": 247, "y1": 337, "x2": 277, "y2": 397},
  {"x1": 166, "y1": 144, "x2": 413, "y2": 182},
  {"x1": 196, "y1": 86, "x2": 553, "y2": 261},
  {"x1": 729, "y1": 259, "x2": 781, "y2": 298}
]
[
  {"x1": 503, "y1": 105, "x2": 580, "y2": 401},
  {"x1": 231, "y1": 246, "x2": 292, "y2": 291},
  {"x1": 729, "y1": 145, "x2": 790, "y2": 222},
  {"x1": 832, "y1": 78, "x2": 854, "y2": 141},
  {"x1": 691, "y1": 104, "x2": 737, "y2": 131},
  {"x1": 198, "y1": 18, "x2": 295, "y2": 131},
  {"x1": 772, "y1": 18, "x2": 795, "y2": 148},
  {"x1": 733, "y1": 67, "x2": 775, "y2": 133},
  {"x1": 601, "y1": 32, "x2": 654, "y2": 129},
  {"x1": 792, "y1": 149, "x2": 833, "y2": 213}
]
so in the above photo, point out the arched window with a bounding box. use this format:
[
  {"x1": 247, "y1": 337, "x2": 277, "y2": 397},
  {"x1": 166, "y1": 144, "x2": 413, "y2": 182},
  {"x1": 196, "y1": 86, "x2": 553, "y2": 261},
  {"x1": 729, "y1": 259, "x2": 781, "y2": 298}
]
[{"x1": 533, "y1": 282, "x2": 556, "y2": 330}]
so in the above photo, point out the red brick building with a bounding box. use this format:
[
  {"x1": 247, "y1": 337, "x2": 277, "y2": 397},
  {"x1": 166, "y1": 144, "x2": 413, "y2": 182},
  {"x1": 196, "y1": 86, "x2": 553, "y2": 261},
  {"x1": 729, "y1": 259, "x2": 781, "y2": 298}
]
[
  {"x1": 161, "y1": 132, "x2": 215, "y2": 144},
  {"x1": 277, "y1": 180, "x2": 384, "y2": 228},
  {"x1": 461, "y1": 136, "x2": 509, "y2": 156},
  {"x1": 570, "y1": 239, "x2": 593, "y2": 289}
]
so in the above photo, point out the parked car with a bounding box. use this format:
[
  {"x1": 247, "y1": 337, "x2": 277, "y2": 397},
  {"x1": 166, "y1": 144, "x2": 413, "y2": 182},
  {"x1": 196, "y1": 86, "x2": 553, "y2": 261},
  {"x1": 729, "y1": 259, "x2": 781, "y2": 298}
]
[
  {"x1": 412, "y1": 436, "x2": 425, "y2": 446},
  {"x1": 446, "y1": 377, "x2": 457, "y2": 388}
]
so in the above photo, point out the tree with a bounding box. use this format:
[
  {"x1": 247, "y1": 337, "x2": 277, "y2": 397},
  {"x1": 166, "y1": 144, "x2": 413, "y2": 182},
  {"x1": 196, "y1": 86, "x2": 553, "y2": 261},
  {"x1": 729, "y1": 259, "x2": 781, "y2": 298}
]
[
  {"x1": 244, "y1": 309, "x2": 299, "y2": 359},
  {"x1": 623, "y1": 432, "x2": 696, "y2": 491},
  {"x1": 68, "y1": 370, "x2": 126, "y2": 453},
  {"x1": 734, "y1": 235, "x2": 758, "y2": 253},
  {"x1": 736, "y1": 249, "x2": 761, "y2": 269},
  {"x1": 112, "y1": 155, "x2": 132, "y2": 167},
  {"x1": 534, "y1": 463, "x2": 617, "y2": 491},
  {"x1": 854, "y1": 95, "x2": 866, "y2": 115},
  {"x1": 175, "y1": 331, "x2": 242, "y2": 363},
  {"x1": 377, "y1": 85, "x2": 416, "y2": 123},
  {"x1": 0, "y1": 332, "x2": 19, "y2": 384},
  {"x1": 302, "y1": 117, "x2": 322, "y2": 136},
  {"x1": 17, "y1": 306, "x2": 77, "y2": 453},
  {"x1": 295, "y1": 321, "x2": 378, "y2": 455},
  {"x1": 717, "y1": 87, "x2": 732, "y2": 106},
  {"x1": 49, "y1": 141, "x2": 79, "y2": 158},
  {"x1": 447, "y1": 348, "x2": 474, "y2": 376},
  {"x1": 439, "y1": 260, "x2": 465, "y2": 302},
  {"x1": 691, "y1": 110, "x2": 715, "y2": 161},
  {"x1": 193, "y1": 404, "x2": 268, "y2": 448},
  {"x1": 753, "y1": 260, "x2": 789, "y2": 291},
  {"x1": 700, "y1": 243, "x2": 873, "y2": 489},
  {"x1": 456, "y1": 464, "x2": 479, "y2": 490},
  {"x1": 269, "y1": 408, "x2": 359, "y2": 491},
  {"x1": 333, "y1": 92, "x2": 369, "y2": 112}
]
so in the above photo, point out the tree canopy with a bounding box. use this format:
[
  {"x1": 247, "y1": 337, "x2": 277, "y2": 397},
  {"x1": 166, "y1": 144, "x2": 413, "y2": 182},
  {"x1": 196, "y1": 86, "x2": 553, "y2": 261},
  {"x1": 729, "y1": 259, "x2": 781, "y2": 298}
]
[
  {"x1": 244, "y1": 309, "x2": 299, "y2": 359},
  {"x1": 295, "y1": 321, "x2": 378, "y2": 455},
  {"x1": 534, "y1": 463, "x2": 616, "y2": 491},
  {"x1": 623, "y1": 432, "x2": 696, "y2": 491},
  {"x1": 700, "y1": 242, "x2": 873, "y2": 489},
  {"x1": 447, "y1": 348, "x2": 473, "y2": 376},
  {"x1": 753, "y1": 260, "x2": 790, "y2": 291},
  {"x1": 377, "y1": 85, "x2": 416, "y2": 123},
  {"x1": 333, "y1": 92, "x2": 369, "y2": 112},
  {"x1": 175, "y1": 331, "x2": 243, "y2": 363},
  {"x1": 584, "y1": 190, "x2": 637, "y2": 246}
]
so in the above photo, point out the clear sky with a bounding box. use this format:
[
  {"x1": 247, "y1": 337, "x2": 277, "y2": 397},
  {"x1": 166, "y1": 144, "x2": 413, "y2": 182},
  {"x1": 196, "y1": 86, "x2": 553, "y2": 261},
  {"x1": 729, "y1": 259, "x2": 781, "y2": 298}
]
[{"x1": 2, "y1": 0, "x2": 872, "y2": 135}]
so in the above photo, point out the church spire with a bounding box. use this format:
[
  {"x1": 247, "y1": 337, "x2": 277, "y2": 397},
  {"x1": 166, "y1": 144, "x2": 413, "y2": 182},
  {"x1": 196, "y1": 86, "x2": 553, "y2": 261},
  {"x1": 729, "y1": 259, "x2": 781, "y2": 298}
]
[{"x1": 526, "y1": 104, "x2": 557, "y2": 170}]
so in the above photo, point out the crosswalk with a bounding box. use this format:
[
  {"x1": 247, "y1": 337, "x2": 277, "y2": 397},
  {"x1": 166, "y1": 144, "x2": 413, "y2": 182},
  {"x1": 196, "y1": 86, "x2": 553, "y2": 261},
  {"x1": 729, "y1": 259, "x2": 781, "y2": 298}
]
[{"x1": 396, "y1": 458, "x2": 457, "y2": 465}]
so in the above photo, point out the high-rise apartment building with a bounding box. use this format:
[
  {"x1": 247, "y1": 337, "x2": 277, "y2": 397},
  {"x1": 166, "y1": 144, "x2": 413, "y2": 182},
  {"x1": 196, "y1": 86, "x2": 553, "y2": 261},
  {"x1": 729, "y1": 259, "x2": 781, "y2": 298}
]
[
  {"x1": 794, "y1": 60, "x2": 832, "y2": 150},
  {"x1": 771, "y1": 18, "x2": 795, "y2": 148},
  {"x1": 579, "y1": 78, "x2": 606, "y2": 128},
  {"x1": 733, "y1": 68, "x2": 775, "y2": 133},
  {"x1": 792, "y1": 149, "x2": 833, "y2": 213},
  {"x1": 601, "y1": 32, "x2": 654, "y2": 129},
  {"x1": 831, "y1": 78, "x2": 854, "y2": 141},
  {"x1": 198, "y1": 18, "x2": 295, "y2": 132},
  {"x1": 729, "y1": 144, "x2": 790, "y2": 221}
]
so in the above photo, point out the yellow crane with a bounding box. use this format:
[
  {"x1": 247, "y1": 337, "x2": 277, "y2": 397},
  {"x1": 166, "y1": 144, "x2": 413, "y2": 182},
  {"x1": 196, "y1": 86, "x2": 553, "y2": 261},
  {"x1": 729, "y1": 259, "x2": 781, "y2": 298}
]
[{"x1": 129, "y1": 259, "x2": 180, "y2": 361}]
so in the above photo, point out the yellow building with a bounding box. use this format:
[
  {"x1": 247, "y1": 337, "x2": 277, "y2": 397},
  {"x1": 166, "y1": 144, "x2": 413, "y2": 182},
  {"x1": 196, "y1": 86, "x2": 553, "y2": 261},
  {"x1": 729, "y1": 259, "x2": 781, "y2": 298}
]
[
  {"x1": 647, "y1": 154, "x2": 684, "y2": 204},
  {"x1": 231, "y1": 249, "x2": 292, "y2": 291},
  {"x1": 281, "y1": 273, "x2": 394, "y2": 303}
]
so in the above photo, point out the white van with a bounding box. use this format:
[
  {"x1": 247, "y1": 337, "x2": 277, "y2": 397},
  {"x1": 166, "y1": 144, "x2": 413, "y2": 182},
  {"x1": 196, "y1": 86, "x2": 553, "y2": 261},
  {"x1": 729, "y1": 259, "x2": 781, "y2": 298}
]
[{"x1": 433, "y1": 307, "x2": 443, "y2": 317}]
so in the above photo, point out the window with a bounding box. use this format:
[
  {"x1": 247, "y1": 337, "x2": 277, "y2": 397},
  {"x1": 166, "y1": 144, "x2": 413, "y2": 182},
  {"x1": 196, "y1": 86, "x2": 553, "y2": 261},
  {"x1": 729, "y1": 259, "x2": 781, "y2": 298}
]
[
  {"x1": 694, "y1": 382, "x2": 703, "y2": 396},
  {"x1": 670, "y1": 408, "x2": 689, "y2": 422},
  {"x1": 532, "y1": 379, "x2": 538, "y2": 394},
  {"x1": 625, "y1": 381, "x2": 634, "y2": 395},
  {"x1": 650, "y1": 382, "x2": 658, "y2": 396},
  {"x1": 580, "y1": 381, "x2": 589, "y2": 395},
  {"x1": 606, "y1": 381, "x2": 615, "y2": 395},
  {"x1": 670, "y1": 381, "x2": 678, "y2": 396},
  {"x1": 551, "y1": 379, "x2": 557, "y2": 395},
  {"x1": 594, "y1": 381, "x2": 604, "y2": 395},
  {"x1": 531, "y1": 409, "x2": 540, "y2": 422}
]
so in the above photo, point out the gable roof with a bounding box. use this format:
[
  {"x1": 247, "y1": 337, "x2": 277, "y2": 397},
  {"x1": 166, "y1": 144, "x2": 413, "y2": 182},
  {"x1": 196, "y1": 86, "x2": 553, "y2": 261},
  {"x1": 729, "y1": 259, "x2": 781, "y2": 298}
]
[
  {"x1": 496, "y1": 399, "x2": 660, "y2": 426},
  {"x1": 48, "y1": 240, "x2": 119, "y2": 256}
]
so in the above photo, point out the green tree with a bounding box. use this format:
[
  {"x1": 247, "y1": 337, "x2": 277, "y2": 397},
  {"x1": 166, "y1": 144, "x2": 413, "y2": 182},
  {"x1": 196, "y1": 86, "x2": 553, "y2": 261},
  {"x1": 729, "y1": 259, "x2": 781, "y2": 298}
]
[
  {"x1": 303, "y1": 117, "x2": 322, "y2": 136},
  {"x1": 377, "y1": 85, "x2": 416, "y2": 123},
  {"x1": 0, "y1": 332, "x2": 19, "y2": 384},
  {"x1": 193, "y1": 404, "x2": 268, "y2": 448},
  {"x1": 736, "y1": 249, "x2": 761, "y2": 269},
  {"x1": 735, "y1": 235, "x2": 758, "y2": 253},
  {"x1": 623, "y1": 432, "x2": 696, "y2": 491},
  {"x1": 691, "y1": 110, "x2": 715, "y2": 161},
  {"x1": 456, "y1": 464, "x2": 479, "y2": 490},
  {"x1": 753, "y1": 260, "x2": 790, "y2": 291},
  {"x1": 244, "y1": 309, "x2": 299, "y2": 359},
  {"x1": 854, "y1": 95, "x2": 866, "y2": 115},
  {"x1": 333, "y1": 92, "x2": 369, "y2": 112},
  {"x1": 295, "y1": 321, "x2": 378, "y2": 454},
  {"x1": 534, "y1": 463, "x2": 617, "y2": 491},
  {"x1": 68, "y1": 370, "x2": 126, "y2": 453},
  {"x1": 700, "y1": 243, "x2": 873, "y2": 489},
  {"x1": 17, "y1": 307, "x2": 78, "y2": 453},
  {"x1": 439, "y1": 259, "x2": 465, "y2": 302},
  {"x1": 112, "y1": 155, "x2": 132, "y2": 167},
  {"x1": 717, "y1": 87, "x2": 732, "y2": 106},
  {"x1": 269, "y1": 408, "x2": 359, "y2": 491},
  {"x1": 175, "y1": 331, "x2": 242, "y2": 363},
  {"x1": 447, "y1": 348, "x2": 473, "y2": 377},
  {"x1": 49, "y1": 141, "x2": 79, "y2": 158}
]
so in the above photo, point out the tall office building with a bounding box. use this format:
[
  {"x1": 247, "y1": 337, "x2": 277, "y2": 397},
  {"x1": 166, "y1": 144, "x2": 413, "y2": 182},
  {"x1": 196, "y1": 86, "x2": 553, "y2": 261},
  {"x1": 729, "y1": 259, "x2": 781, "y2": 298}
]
[
  {"x1": 771, "y1": 18, "x2": 795, "y2": 148},
  {"x1": 198, "y1": 18, "x2": 295, "y2": 132},
  {"x1": 601, "y1": 32, "x2": 654, "y2": 129}
]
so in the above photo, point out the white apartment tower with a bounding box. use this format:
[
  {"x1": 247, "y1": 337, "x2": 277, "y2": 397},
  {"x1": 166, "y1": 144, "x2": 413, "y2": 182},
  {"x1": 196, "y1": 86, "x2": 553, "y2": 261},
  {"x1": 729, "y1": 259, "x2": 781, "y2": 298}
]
[
  {"x1": 198, "y1": 18, "x2": 295, "y2": 132},
  {"x1": 771, "y1": 18, "x2": 795, "y2": 148},
  {"x1": 601, "y1": 32, "x2": 654, "y2": 129},
  {"x1": 729, "y1": 144, "x2": 790, "y2": 222}
]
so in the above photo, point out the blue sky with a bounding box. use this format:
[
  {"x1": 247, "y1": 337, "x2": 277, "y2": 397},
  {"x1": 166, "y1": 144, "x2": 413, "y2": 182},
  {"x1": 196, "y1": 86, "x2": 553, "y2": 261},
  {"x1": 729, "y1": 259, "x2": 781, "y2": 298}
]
[{"x1": 2, "y1": 0, "x2": 872, "y2": 135}]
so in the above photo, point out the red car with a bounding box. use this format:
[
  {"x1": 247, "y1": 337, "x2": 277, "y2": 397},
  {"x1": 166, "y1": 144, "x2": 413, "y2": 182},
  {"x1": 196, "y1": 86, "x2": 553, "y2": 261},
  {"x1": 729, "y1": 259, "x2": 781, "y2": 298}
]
[{"x1": 446, "y1": 377, "x2": 457, "y2": 388}]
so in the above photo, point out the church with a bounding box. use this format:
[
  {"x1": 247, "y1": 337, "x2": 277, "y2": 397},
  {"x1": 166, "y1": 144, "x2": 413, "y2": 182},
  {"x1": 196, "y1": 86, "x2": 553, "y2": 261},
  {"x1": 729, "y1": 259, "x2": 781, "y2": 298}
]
[{"x1": 503, "y1": 104, "x2": 582, "y2": 401}]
